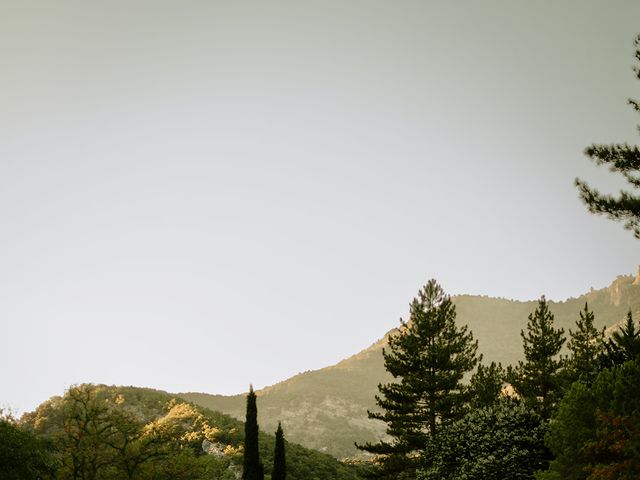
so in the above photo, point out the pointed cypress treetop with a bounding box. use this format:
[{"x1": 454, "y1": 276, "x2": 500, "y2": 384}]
[
  {"x1": 243, "y1": 385, "x2": 263, "y2": 480},
  {"x1": 272, "y1": 422, "x2": 286, "y2": 480}
]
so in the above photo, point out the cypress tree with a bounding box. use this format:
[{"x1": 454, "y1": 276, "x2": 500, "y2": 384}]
[
  {"x1": 356, "y1": 279, "x2": 479, "y2": 478},
  {"x1": 272, "y1": 422, "x2": 286, "y2": 480},
  {"x1": 243, "y1": 385, "x2": 264, "y2": 480},
  {"x1": 509, "y1": 296, "x2": 566, "y2": 419}
]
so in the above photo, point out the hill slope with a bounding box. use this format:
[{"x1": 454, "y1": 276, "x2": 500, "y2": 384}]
[
  {"x1": 180, "y1": 271, "x2": 640, "y2": 459},
  {"x1": 22, "y1": 385, "x2": 364, "y2": 480}
]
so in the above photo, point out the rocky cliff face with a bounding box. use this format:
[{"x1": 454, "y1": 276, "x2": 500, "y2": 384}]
[
  {"x1": 180, "y1": 269, "x2": 640, "y2": 459},
  {"x1": 587, "y1": 273, "x2": 640, "y2": 311},
  {"x1": 606, "y1": 275, "x2": 632, "y2": 306}
]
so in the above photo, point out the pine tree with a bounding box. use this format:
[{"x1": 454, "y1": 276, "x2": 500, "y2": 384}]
[
  {"x1": 600, "y1": 310, "x2": 640, "y2": 368},
  {"x1": 356, "y1": 279, "x2": 479, "y2": 478},
  {"x1": 243, "y1": 385, "x2": 264, "y2": 480},
  {"x1": 469, "y1": 361, "x2": 505, "y2": 409},
  {"x1": 271, "y1": 422, "x2": 286, "y2": 480},
  {"x1": 575, "y1": 34, "x2": 640, "y2": 238},
  {"x1": 543, "y1": 360, "x2": 640, "y2": 479},
  {"x1": 509, "y1": 296, "x2": 566, "y2": 419},
  {"x1": 566, "y1": 303, "x2": 604, "y2": 383}
]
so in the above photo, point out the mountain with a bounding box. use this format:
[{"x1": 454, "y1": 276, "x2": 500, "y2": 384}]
[
  {"x1": 21, "y1": 385, "x2": 364, "y2": 480},
  {"x1": 180, "y1": 270, "x2": 640, "y2": 459}
]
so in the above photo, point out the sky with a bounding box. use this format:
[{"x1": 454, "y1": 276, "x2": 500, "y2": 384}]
[{"x1": 1, "y1": 1, "x2": 639, "y2": 414}]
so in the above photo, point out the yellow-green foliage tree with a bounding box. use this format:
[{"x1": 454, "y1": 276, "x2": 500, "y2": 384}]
[
  {"x1": 22, "y1": 385, "x2": 362, "y2": 480},
  {"x1": 24, "y1": 384, "x2": 229, "y2": 480}
]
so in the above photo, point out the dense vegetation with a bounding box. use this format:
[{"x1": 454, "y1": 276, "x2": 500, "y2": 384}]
[
  {"x1": 420, "y1": 402, "x2": 548, "y2": 480},
  {"x1": 3, "y1": 26, "x2": 640, "y2": 480},
  {"x1": 181, "y1": 272, "x2": 640, "y2": 458},
  {"x1": 7, "y1": 294, "x2": 636, "y2": 479},
  {"x1": 2, "y1": 385, "x2": 363, "y2": 480},
  {"x1": 363, "y1": 284, "x2": 640, "y2": 478},
  {"x1": 0, "y1": 413, "x2": 56, "y2": 479}
]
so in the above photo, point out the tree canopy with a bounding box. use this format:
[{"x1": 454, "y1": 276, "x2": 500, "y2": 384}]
[
  {"x1": 357, "y1": 279, "x2": 479, "y2": 478},
  {"x1": 566, "y1": 303, "x2": 604, "y2": 384},
  {"x1": 419, "y1": 401, "x2": 548, "y2": 480},
  {"x1": 0, "y1": 412, "x2": 55, "y2": 480},
  {"x1": 542, "y1": 360, "x2": 640, "y2": 479},
  {"x1": 509, "y1": 297, "x2": 566, "y2": 419}
]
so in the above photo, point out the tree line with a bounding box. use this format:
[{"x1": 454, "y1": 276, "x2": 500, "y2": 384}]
[
  {"x1": 0, "y1": 386, "x2": 241, "y2": 479},
  {"x1": 355, "y1": 279, "x2": 640, "y2": 479},
  {"x1": 0, "y1": 384, "x2": 350, "y2": 480},
  {"x1": 3, "y1": 26, "x2": 640, "y2": 480},
  {"x1": 354, "y1": 31, "x2": 640, "y2": 480}
]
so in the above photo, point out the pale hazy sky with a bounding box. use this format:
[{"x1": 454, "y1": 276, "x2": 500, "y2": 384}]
[{"x1": 2, "y1": 1, "x2": 639, "y2": 414}]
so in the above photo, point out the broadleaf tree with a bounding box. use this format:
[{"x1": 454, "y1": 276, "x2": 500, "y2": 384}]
[
  {"x1": 418, "y1": 401, "x2": 548, "y2": 480},
  {"x1": 356, "y1": 279, "x2": 480, "y2": 478},
  {"x1": 0, "y1": 412, "x2": 55, "y2": 480}
]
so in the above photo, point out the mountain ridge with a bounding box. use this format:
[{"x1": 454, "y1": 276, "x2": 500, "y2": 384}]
[{"x1": 179, "y1": 270, "x2": 640, "y2": 459}]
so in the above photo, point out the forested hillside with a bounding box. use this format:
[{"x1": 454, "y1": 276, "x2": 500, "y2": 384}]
[
  {"x1": 181, "y1": 271, "x2": 640, "y2": 458},
  {"x1": 12, "y1": 385, "x2": 363, "y2": 480}
]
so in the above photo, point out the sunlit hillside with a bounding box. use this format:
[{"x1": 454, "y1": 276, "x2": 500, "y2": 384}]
[
  {"x1": 21, "y1": 385, "x2": 364, "y2": 480},
  {"x1": 181, "y1": 271, "x2": 640, "y2": 458}
]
